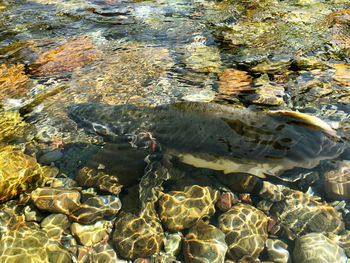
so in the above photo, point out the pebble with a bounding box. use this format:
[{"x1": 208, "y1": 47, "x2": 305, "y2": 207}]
[{"x1": 71, "y1": 220, "x2": 110, "y2": 246}]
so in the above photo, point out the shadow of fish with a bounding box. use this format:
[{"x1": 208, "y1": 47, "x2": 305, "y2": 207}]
[{"x1": 68, "y1": 101, "x2": 345, "y2": 181}]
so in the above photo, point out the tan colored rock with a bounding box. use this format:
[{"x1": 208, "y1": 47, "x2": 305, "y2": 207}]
[
  {"x1": 219, "y1": 203, "x2": 268, "y2": 262},
  {"x1": 184, "y1": 221, "x2": 227, "y2": 263},
  {"x1": 31, "y1": 188, "x2": 81, "y2": 215},
  {"x1": 70, "y1": 195, "x2": 121, "y2": 224},
  {"x1": 71, "y1": 220, "x2": 110, "y2": 246},
  {"x1": 41, "y1": 213, "x2": 70, "y2": 238},
  {"x1": 158, "y1": 185, "x2": 219, "y2": 232},
  {"x1": 293, "y1": 233, "x2": 347, "y2": 263},
  {"x1": 0, "y1": 146, "x2": 56, "y2": 203},
  {"x1": 0, "y1": 226, "x2": 72, "y2": 262},
  {"x1": 269, "y1": 190, "x2": 344, "y2": 240},
  {"x1": 113, "y1": 202, "x2": 164, "y2": 260}
]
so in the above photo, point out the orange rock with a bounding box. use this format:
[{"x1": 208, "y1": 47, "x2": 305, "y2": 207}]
[
  {"x1": 216, "y1": 68, "x2": 254, "y2": 99},
  {"x1": 34, "y1": 36, "x2": 102, "y2": 77},
  {"x1": 0, "y1": 63, "x2": 30, "y2": 102},
  {"x1": 216, "y1": 192, "x2": 232, "y2": 211}
]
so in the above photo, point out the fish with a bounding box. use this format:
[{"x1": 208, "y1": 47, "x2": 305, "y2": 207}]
[{"x1": 68, "y1": 101, "x2": 345, "y2": 180}]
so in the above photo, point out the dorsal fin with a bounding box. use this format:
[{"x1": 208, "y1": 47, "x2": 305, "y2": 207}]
[{"x1": 269, "y1": 110, "x2": 338, "y2": 138}]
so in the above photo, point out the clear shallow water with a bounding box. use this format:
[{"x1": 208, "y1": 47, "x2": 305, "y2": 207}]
[{"x1": 1, "y1": 0, "x2": 350, "y2": 262}]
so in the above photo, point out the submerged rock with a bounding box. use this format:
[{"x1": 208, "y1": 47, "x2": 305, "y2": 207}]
[
  {"x1": 0, "y1": 146, "x2": 57, "y2": 203},
  {"x1": 0, "y1": 63, "x2": 31, "y2": 102},
  {"x1": 323, "y1": 160, "x2": 350, "y2": 200},
  {"x1": 41, "y1": 213, "x2": 70, "y2": 239},
  {"x1": 70, "y1": 195, "x2": 121, "y2": 224},
  {"x1": 31, "y1": 187, "x2": 121, "y2": 224},
  {"x1": 33, "y1": 35, "x2": 102, "y2": 78},
  {"x1": 71, "y1": 220, "x2": 110, "y2": 246},
  {"x1": 293, "y1": 233, "x2": 347, "y2": 263},
  {"x1": 266, "y1": 239, "x2": 291, "y2": 263},
  {"x1": 158, "y1": 185, "x2": 219, "y2": 232},
  {"x1": 112, "y1": 202, "x2": 164, "y2": 260},
  {"x1": 269, "y1": 190, "x2": 344, "y2": 240},
  {"x1": 0, "y1": 226, "x2": 72, "y2": 263},
  {"x1": 183, "y1": 220, "x2": 228, "y2": 263},
  {"x1": 218, "y1": 203, "x2": 268, "y2": 262},
  {"x1": 183, "y1": 41, "x2": 221, "y2": 73}
]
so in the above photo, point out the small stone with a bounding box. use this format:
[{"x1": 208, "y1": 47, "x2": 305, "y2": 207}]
[
  {"x1": 216, "y1": 192, "x2": 233, "y2": 212},
  {"x1": 323, "y1": 160, "x2": 350, "y2": 200},
  {"x1": 41, "y1": 213, "x2": 70, "y2": 238},
  {"x1": 266, "y1": 239, "x2": 291, "y2": 263},
  {"x1": 293, "y1": 233, "x2": 347, "y2": 263},
  {"x1": 183, "y1": 221, "x2": 228, "y2": 263},
  {"x1": 39, "y1": 149, "x2": 63, "y2": 165},
  {"x1": 71, "y1": 220, "x2": 110, "y2": 246},
  {"x1": 158, "y1": 185, "x2": 219, "y2": 232},
  {"x1": 164, "y1": 232, "x2": 182, "y2": 256},
  {"x1": 24, "y1": 205, "x2": 45, "y2": 222}
]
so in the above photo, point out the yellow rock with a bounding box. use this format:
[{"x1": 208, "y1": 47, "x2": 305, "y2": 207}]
[{"x1": 0, "y1": 145, "x2": 57, "y2": 203}]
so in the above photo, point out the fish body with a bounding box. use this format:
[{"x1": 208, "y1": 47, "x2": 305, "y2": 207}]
[{"x1": 68, "y1": 102, "x2": 344, "y2": 179}]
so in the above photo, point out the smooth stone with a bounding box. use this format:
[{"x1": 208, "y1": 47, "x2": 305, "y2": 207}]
[
  {"x1": 269, "y1": 190, "x2": 344, "y2": 240},
  {"x1": 41, "y1": 213, "x2": 70, "y2": 239},
  {"x1": 112, "y1": 202, "x2": 164, "y2": 260},
  {"x1": 70, "y1": 195, "x2": 121, "y2": 224},
  {"x1": 164, "y1": 232, "x2": 182, "y2": 256},
  {"x1": 31, "y1": 187, "x2": 81, "y2": 215},
  {"x1": 323, "y1": 160, "x2": 350, "y2": 200},
  {"x1": 219, "y1": 203, "x2": 268, "y2": 262},
  {"x1": 266, "y1": 239, "x2": 291, "y2": 263},
  {"x1": 71, "y1": 220, "x2": 110, "y2": 246},
  {"x1": 24, "y1": 205, "x2": 45, "y2": 222},
  {"x1": 0, "y1": 145, "x2": 57, "y2": 203},
  {"x1": 158, "y1": 185, "x2": 219, "y2": 232},
  {"x1": 293, "y1": 233, "x2": 347, "y2": 263},
  {"x1": 39, "y1": 149, "x2": 63, "y2": 164},
  {"x1": 0, "y1": 226, "x2": 72, "y2": 262},
  {"x1": 183, "y1": 221, "x2": 228, "y2": 263}
]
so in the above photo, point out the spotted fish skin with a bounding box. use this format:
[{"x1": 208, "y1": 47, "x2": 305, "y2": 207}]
[{"x1": 68, "y1": 102, "x2": 345, "y2": 179}]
